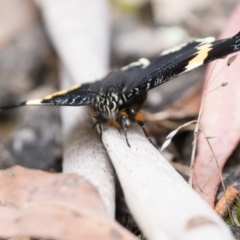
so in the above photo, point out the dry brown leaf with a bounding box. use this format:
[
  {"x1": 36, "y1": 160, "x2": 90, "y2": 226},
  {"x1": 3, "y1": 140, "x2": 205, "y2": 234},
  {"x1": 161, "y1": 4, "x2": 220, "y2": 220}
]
[
  {"x1": 6, "y1": 238, "x2": 30, "y2": 240},
  {"x1": 145, "y1": 83, "x2": 201, "y2": 132},
  {"x1": 0, "y1": 166, "x2": 137, "y2": 240},
  {"x1": 193, "y1": 2, "x2": 240, "y2": 206},
  {"x1": 163, "y1": 82, "x2": 202, "y2": 117}
]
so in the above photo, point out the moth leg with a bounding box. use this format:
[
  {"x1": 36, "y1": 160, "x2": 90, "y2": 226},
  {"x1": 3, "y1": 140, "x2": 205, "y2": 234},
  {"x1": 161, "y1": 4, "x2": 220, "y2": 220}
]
[
  {"x1": 98, "y1": 121, "x2": 103, "y2": 141},
  {"x1": 92, "y1": 121, "x2": 98, "y2": 129},
  {"x1": 119, "y1": 115, "x2": 131, "y2": 147},
  {"x1": 93, "y1": 112, "x2": 103, "y2": 142},
  {"x1": 137, "y1": 121, "x2": 156, "y2": 147},
  {"x1": 129, "y1": 108, "x2": 156, "y2": 147}
]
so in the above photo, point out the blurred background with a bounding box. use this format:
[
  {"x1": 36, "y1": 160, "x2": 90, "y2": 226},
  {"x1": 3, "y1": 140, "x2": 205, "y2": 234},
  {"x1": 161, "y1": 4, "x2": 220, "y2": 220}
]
[{"x1": 0, "y1": 0, "x2": 238, "y2": 170}]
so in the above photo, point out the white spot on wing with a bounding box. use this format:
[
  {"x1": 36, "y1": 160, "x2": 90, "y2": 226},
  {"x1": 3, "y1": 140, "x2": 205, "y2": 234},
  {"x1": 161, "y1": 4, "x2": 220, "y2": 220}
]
[
  {"x1": 121, "y1": 58, "x2": 150, "y2": 71},
  {"x1": 161, "y1": 37, "x2": 215, "y2": 56},
  {"x1": 161, "y1": 42, "x2": 189, "y2": 56},
  {"x1": 198, "y1": 37, "x2": 215, "y2": 45},
  {"x1": 26, "y1": 99, "x2": 43, "y2": 105},
  {"x1": 146, "y1": 82, "x2": 151, "y2": 90}
]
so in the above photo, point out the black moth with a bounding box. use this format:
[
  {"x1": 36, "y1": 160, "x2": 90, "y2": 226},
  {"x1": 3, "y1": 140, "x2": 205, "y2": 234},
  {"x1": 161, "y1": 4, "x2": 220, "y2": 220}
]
[{"x1": 1, "y1": 32, "x2": 240, "y2": 147}]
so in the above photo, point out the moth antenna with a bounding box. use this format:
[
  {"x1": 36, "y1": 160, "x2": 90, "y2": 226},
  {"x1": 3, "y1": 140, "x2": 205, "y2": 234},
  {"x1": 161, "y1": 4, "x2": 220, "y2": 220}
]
[
  {"x1": 0, "y1": 101, "x2": 27, "y2": 111},
  {"x1": 85, "y1": 90, "x2": 103, "y2": 97}
]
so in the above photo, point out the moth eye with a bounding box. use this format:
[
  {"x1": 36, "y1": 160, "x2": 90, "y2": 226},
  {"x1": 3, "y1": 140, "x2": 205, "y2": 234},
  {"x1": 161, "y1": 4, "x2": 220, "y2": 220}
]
[{"x1": 109, "y1": 101, "x2": 115, "y2": 110}]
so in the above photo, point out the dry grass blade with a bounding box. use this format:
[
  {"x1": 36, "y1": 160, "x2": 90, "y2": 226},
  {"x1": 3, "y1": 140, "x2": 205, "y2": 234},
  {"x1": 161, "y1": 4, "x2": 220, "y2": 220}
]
[{"x1": 160, "y1": 120, "x2": 197, "y2": 151}]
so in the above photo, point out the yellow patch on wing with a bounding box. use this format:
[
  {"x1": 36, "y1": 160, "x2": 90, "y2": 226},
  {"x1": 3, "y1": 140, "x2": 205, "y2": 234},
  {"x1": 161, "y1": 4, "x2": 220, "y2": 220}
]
[
  {"x1": 186, "y1": 43, "x2": 213, "y2": 70},
  {"x1": 43, "y1": 84, "x2": 81, "y2": 100}
]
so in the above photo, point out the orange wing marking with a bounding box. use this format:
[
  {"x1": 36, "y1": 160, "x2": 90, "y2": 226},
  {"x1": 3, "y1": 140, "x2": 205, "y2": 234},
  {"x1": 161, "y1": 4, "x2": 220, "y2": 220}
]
[
  {"x1": 107, "y1": 119, "x2": 121, "y2": 129},
  {"x1": 135, "y1": 112, "x2": 145, "y2": 122}
]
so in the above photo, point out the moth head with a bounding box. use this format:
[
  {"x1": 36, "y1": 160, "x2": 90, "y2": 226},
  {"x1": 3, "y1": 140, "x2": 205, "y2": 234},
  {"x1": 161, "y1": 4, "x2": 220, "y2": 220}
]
[{"x1": 95, "y1": 92, "x2": 120, "y2": 120}]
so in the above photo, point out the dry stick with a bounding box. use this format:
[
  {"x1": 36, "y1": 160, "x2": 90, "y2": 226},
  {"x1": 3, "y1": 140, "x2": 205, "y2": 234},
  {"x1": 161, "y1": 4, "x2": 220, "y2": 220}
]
[{"x1": 35, "y1": 0, "x2": 115, "y2": 217}]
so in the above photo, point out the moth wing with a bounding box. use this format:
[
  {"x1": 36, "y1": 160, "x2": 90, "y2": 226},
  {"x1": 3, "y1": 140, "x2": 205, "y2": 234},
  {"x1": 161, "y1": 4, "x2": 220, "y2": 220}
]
[
  {"x1": 0, "y1": 83, "x2": 95, "y2": 110},
  {"x1": 124, "y1": 31, "x2": 240, "y2": 100},
  {"x1": 120, "y1": 37, "x2": 215, "y2": 79}
]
